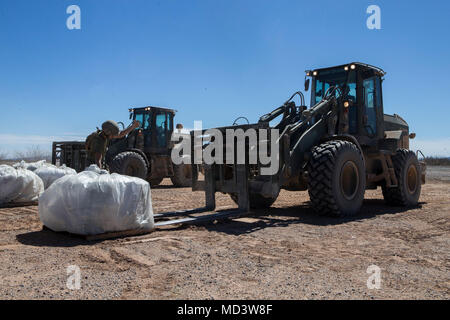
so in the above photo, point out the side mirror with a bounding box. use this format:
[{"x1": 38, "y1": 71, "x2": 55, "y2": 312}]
[
  {"x1": 304, "y1": 78, "x2": 310, "y2": 92},
  {"x1": 129, "y1": 113, "x2": 133, "y2": 120}
]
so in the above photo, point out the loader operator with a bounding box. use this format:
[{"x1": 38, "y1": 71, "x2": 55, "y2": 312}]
[{"x1": 85, "y1": 120, "x2": 140, "y2": 169}]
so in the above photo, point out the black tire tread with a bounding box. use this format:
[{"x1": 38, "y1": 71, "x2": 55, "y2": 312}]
[
  {"x1": 170, "y1": 164, "x2": 193, "y2": 187},
  {"x1": 307, "y1": 140, "x2": 364, "y2": 217},
  {"x1": 382, "y1": 149, "x2": 420, "y2": 206},
  {"x1": 109, "y1": 151, "x2": 148, "y2": 179}
]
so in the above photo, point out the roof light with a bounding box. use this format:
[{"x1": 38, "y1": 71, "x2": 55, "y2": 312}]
[
  {"x1": 350, "y1": 64, "x2": 356, "y2": 70},
  {"x1": 344, "y1": 66, "x2": 349, "y2": 71},
  {"x1": 313, "y1": 71, "x2": 318, "y2": 76}
]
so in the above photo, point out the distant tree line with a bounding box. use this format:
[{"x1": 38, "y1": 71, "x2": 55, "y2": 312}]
[
  {"x1": 424, "y1": 157, "x2": 450, "y2": 166},
  {"x1": 0, "y1": 146, "x2": 52, "y2": 163}
]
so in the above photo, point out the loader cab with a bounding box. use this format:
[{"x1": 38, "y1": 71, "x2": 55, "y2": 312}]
[
  {"x1": 307, "y1": 62, "x2": 386, "y2": 146},
  {"x1": 129, "y1": 106, "x2": 175, "y2": 154}
]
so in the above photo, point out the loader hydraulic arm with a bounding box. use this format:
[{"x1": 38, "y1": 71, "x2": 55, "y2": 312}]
[
  {"x1": 277, "y1": 88, "x2": 341, "y2": 183},
  {"x1": 259, "y1": 91, "x2": 305, "y2": 124}
]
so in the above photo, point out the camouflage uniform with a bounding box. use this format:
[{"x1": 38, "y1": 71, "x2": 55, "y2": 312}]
[{"x1": 86, "y1": 130, "x2": 109, "y2": 166}]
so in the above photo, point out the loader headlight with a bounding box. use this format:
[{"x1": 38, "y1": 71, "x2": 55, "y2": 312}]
[{"x1": 344, "y1": 101, "x2": 350, "y2": 108}]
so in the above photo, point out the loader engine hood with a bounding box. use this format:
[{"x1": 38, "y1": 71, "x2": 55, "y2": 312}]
[{"x1": 384, "y1": 113, "x2": 408, "y2": 132}]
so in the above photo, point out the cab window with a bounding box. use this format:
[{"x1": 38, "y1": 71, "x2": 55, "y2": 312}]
[
  {"x1": 363, "y1": 77, "x2": 377, "y2": 135},
  {"x1": 134, "y1": 113, "x2": 144, "y2": 127},
  {"x1": 155, "y1": 113, "x2": 167, "y2": 147},
  {"x1": 143, "y1": 112, "x2": 152, "y2": 130}
]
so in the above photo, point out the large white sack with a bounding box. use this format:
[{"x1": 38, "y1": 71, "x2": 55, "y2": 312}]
[
  {"x1": 35, "y1": 164, "x2": 77, "y2": 189},
  {"x1": 84, "y1": 164, "x2": 109, "y2": 175},
  {"x1": 38, "y1": 170, "x2": 154, "y2": 235},
  {"x1": 0, "y1": 165, "x2": 44, "y2": 204},
  {"x1": 13, "y1": 160, "x2": 49, "y2": 172}
]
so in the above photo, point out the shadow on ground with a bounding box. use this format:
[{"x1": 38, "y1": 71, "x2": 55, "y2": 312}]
[
  {"x1": 16, "y1": 227, "x2": 97, "y2": 248},
  {"x1": 15, "y1": 199, "x2": 425, "y2": 245},
  {"x1": 204, "y1": 199, "x2": 425, "y2": 235}
]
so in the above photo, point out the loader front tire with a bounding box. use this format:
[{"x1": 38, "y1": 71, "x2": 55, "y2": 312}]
[
  {"x1": 110, "y1": 151, "x2": 148, "y2": 180},
  {"x1": 382, "y1": 149, "x2": 421, "y2": 206},
  {"x1": 170, "y1": 164, "x2": 192, "y2": 187},
  {"x1": 308, "y1": 140, "x2": 366, "y2": 217}
]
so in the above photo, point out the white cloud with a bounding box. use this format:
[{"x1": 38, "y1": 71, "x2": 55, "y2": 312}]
[
  {"x1": 0, "y1": 134, "x2": 84, "y2": 145},
  {"x1": 0, "y1": 134, "x2": 85, "y2": 156},
  {"x1": 0, "y1": 134, "x2": 86, "y2": 146},
  {"x1": 410, "y1": 138, "x2": 450, "y2": 157}
]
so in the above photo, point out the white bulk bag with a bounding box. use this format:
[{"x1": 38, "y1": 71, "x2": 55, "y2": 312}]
[
  {"x1": 0, "y1": 165, "x2": 44, "y2": 204},
  {"x1": 84, "y1": 164, "x2": 109, "y2": 175},
  {"x1": 34, "y1": 164, "x2": 77, "y2": 189},
  {"x1": 38, "y1": 170, "x2": 154, "y2": 235}
]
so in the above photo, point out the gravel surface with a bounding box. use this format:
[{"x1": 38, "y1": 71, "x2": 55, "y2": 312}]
[
  {"x1": 0, "y1": 176, "x2": 449, "y2": 300},
  {"x1": 426, "y1": 166, "x2": 450, "y2": 182}
]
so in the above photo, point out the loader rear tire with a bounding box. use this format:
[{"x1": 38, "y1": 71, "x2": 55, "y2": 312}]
[
  {"x1": 170, "y1": 164, "x2": 192, "y2": 187},
  {"x1": 110, "y1": 151, "x2": 148, "y2": 180},
  {"x1": 307, "y1": 140, "x2": 366, "y2": 217},
  {"x1": 149, "y1": 177, "x2": 163, "y2": 187},
  {"x1": 382, "y1": 149, "x2": 421, "y2": 206},
  {"x1": 230, "y1": 191, "x2": 279, "y2": 209}
]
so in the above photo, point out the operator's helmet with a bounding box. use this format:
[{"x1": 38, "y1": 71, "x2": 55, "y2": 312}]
[{"x1": 101, "y1": 120, "x2": 120, "y2": 137}]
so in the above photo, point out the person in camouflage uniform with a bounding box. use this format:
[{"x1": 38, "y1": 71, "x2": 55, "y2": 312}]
[{"x1": 86, "y1": 120, "x2": 140, "y2": 169}]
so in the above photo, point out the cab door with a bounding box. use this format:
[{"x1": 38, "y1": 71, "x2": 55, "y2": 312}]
[
  {"x1": 362, "y1": 76, "x2": 377, "y2": 137},
  {"x1": 154, "y1": 112, "x2": 168, "y2": 149},
  {"x1": 362, "y1": 75, "x2": 384, "y2": 138}
]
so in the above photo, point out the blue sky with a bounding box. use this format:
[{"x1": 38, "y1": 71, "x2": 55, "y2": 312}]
[{"x1": 0, "y1": 0, "x2": 449, "y2": 156}]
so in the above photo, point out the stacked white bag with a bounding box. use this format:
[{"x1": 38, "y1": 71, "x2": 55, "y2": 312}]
[
  {"x1": 13, "y1": 160, "x2": 49, "y2": 172},
  {"x1": 0, "y1": 165, "x2": 44, "y2": 204},
  {"x1": 39, "y1": 167, "x2": 154, "y2": 235},
  {"x1": 34, "y1": 164, "x2": 77, "y2": 189}
]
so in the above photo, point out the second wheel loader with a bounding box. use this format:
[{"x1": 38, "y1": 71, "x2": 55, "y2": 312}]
[{"x1": 52, "y1": 106, "x2": 192, "y2": 187}]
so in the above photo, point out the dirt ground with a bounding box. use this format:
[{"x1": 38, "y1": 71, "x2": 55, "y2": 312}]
[{"x1": 0, "y1": 174, "x2": 449, "y2": 300}]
